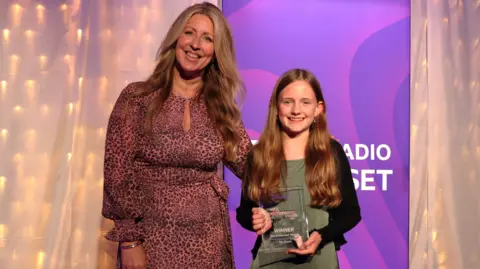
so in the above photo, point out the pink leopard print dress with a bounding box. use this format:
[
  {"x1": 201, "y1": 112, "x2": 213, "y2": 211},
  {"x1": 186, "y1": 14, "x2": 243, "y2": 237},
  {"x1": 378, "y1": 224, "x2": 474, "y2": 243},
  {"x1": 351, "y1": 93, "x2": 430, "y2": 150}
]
[{"x1": 102, "y1": 82, "x2": 252, "y2": 269}]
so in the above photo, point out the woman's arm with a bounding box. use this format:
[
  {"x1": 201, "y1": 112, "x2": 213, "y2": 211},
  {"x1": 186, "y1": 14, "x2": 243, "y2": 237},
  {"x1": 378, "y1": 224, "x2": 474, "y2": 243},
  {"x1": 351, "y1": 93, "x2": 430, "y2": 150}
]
[
  {"x1": 102, "y1": 83, "x2": 148, "y2": 243},
  {"x1": 223, "y1": 120, "x2": 252, "y2": 179}
]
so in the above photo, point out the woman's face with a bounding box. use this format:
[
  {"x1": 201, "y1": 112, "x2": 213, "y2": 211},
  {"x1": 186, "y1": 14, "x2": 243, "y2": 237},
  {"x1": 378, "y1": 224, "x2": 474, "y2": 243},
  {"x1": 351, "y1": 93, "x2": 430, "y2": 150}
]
[
  {"x1": 175, "y1": 14, "x2": 215, "y2": 76},
  {"x1": 277, "y1": 80, "x2": 323, "y2": 137}
]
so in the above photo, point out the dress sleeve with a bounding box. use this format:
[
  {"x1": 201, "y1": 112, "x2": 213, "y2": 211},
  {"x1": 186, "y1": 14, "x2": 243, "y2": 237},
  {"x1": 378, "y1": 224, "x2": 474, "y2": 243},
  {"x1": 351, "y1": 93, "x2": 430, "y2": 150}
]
[
  {"x1": 223, "y1": 120, "x2": 252, "y2": 179},
  {"x1": 313, "y1": 140, "x2": 362, "y2": 245},
  {"x1": 102, "y1": 83, "x2": 147, "y2": 242}
]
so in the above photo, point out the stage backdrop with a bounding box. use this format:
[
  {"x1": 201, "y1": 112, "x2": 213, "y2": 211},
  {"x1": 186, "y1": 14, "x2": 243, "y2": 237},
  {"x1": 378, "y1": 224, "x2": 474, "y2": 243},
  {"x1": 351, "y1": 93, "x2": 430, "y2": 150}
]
[{"x1": 221, "y1": 0, "x2": 410, "y2": 268}]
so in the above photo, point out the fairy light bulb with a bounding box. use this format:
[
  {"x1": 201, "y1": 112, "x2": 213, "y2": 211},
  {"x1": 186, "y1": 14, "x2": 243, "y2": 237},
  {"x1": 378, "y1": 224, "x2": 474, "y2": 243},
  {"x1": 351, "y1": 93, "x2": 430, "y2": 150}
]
[
  {"x1": 41, "y1": 105, "x2": 49, "y2": 116},
  {"x1": 25, "y1": 29, "x2": 34, "y2": 45},
  {"x1": 39, "y1": 55, "x2": 47, "y2": 69},
  {"x1": 10, "y1": 55, "x2": 19, "y2": 75},
  {"x1": 13, "y1": 105, "x2": 23, "y2": 113},
  {"x1": 36, "y1": 4, "x2": 45, "y2": 24},
  {"x1": 12, "y1": 4, "x2": 22, "y2": 26},
  {"x1": 0, "y1": 224, "x2": 6, "y2": 247},
  {"x1": 0, "y1": 177, "x2": 6, "y2": 191},
  {"x1": 36, "y1": 251, "x2": 45, "y2": 268},
  {"x1": 25, "y1": 80, "x2": 36, "y2": 104},
  {"x1": 3, "y1": 29, "x2": 9, "y2": 43},
  {"x1": 1, "y1": 129, "x2": 7, "y2": 141},
  {"x1": 77, "y1": 29, "x2": 82, "y2": 43},
  {"x1": 0, "y1": 80, "x2": 6, "y2": 99}
]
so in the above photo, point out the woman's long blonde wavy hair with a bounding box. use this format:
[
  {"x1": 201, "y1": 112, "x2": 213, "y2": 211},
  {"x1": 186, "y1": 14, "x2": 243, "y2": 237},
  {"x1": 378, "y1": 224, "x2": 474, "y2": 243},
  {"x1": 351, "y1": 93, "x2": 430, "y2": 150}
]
[
  {"x1": 137, "y1": 2, "x2": 244, "y2": 162},
  {"x1": 244, "y1": 69, "x2": 341, "y2": 208}
]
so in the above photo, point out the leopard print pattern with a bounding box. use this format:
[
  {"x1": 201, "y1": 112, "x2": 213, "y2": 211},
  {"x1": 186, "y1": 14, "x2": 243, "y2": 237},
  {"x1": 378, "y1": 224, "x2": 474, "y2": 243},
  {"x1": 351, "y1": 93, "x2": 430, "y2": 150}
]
[{"x1": 102, "y1": 82, "x2": 252, "y2": 269}]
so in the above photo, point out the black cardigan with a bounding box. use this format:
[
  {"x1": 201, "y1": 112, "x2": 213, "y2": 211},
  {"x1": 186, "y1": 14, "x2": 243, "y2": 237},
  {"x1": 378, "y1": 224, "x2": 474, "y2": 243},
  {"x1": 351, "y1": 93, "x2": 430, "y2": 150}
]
[{"x1": 235, "y1": 140, "x2": 362, "y2": 258}]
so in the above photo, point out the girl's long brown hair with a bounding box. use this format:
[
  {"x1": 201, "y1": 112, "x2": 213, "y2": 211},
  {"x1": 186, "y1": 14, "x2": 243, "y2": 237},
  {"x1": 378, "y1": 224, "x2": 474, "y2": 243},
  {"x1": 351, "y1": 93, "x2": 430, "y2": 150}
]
[
  {"x1": 136, "y1": 3, "x2": 244, "y2": 162},
  {"x1": 244, "y1": 69, "x2": 341, "y2": 208}
]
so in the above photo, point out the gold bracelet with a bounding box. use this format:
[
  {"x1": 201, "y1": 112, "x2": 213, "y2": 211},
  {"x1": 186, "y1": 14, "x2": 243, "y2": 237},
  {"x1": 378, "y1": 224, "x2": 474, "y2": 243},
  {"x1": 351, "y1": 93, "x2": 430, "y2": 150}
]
[{"x1": 120, "y1": 241, "x2": 142, "y2": 250}]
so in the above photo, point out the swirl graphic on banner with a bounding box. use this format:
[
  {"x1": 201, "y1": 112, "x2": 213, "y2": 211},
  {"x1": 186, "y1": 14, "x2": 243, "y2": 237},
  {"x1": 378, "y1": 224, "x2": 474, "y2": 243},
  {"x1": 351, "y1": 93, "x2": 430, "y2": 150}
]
[{"x1": 222, "y1": 0, "x2": 410, "y2": 268}]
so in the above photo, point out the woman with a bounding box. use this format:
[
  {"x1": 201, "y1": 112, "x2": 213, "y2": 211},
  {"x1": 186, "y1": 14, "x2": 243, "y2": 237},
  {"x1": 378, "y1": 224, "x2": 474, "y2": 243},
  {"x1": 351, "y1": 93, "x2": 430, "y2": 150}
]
[
  {"x1": 236, "y1": 69, "x2": 361, "y2": 268},
  {"x1": 102, "y1": 3, "x2": 251, "y2": 269}
]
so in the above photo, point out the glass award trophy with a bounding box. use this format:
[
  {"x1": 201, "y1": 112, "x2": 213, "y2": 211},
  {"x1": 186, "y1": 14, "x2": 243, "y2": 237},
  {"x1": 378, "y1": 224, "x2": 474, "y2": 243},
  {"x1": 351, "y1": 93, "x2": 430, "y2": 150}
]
[{"x1": 260, "y1": 186, "x2": 309, "y2": 253}]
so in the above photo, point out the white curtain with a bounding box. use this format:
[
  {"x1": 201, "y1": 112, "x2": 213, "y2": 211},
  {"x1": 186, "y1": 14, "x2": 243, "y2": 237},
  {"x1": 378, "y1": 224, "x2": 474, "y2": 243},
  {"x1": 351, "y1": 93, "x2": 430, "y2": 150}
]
[
  {"x1": 0, "y1": 1, "x2": 219, "y2": 268},
  {"x1": 410, "y1": 0, "x2": 480, "y2": 268},
  {"x1": 2, "y1": 0, "x2": 479, "y2": 268}
]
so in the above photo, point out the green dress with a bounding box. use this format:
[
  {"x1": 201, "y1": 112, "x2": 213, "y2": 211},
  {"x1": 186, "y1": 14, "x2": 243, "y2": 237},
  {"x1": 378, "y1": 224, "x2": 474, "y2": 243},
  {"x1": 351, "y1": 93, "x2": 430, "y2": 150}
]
[{"x1": 250, "y1": 159, "x2": 339, "y2": 269}]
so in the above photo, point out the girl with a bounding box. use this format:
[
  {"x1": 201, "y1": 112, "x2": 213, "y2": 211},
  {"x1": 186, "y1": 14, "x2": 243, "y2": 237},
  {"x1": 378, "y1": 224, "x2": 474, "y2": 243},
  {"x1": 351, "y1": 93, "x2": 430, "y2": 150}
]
[{"x1": 236, "y1": 68, "x2": 361, "y2": 269}]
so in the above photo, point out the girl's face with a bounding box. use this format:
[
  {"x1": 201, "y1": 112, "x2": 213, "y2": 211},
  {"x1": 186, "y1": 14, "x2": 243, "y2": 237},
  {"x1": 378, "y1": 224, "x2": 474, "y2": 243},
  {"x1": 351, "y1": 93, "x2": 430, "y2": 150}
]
[{"x1": 277, "y1": 80, "x2": 323, "y2": 137}]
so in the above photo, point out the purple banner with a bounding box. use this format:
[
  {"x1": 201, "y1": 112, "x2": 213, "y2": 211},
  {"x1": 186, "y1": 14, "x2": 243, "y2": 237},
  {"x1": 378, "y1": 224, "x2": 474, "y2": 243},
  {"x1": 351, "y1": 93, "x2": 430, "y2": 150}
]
[{"x1": 222, "y1": 0, "x2": 410, "y2": 268}]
